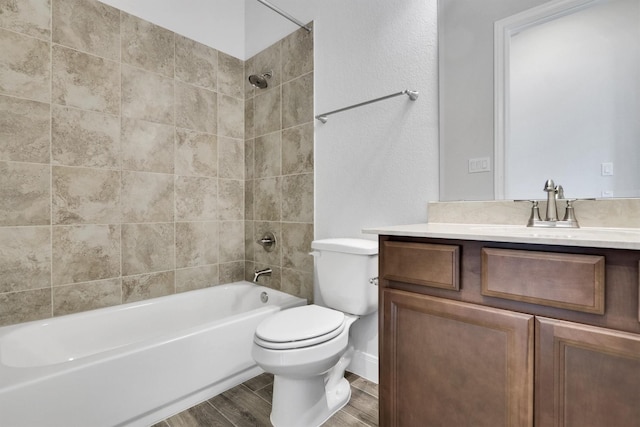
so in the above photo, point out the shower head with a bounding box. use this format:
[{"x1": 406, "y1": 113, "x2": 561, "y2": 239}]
[{"x1": 248, "y1": 71, "x2": 272, "y2": 89}]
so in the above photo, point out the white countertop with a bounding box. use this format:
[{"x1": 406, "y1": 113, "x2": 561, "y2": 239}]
[{"x1": 363, "y1": 223, "x2": 640, "y2": 250}]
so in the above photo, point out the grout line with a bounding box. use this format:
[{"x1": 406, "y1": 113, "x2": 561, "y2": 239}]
[{"x1": 49, "y1": 1, "x2": 54, "y2": 319}]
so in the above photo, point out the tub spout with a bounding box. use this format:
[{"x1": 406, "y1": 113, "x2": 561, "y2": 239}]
[{"x1": 253, "y1": 268, "x2": 272, "y2": 282}]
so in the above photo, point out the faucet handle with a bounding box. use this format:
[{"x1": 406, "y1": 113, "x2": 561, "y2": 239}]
[
  {"x1": 526, "y1": 200, "x2": 542, "y2": 227},
  {"x1": 562, "y1": 199, "x2": 579, "y2": 225}
]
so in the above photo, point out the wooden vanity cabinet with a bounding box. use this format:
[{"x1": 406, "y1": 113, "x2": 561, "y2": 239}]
[
  {"x1": 381, "y1": 289, "x2": 534, "y2": 426},
  {"x1": 379, "y1": 236, "x2": 640, "y2": 427}
]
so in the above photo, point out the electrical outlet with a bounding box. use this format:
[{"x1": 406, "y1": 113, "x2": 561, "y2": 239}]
[{"x1": 468, "y1": 157, "x2": 491, "y2": 174}]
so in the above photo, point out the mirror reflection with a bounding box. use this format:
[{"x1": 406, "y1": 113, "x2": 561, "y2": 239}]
[{"x1": 439, "y1": 0, "x2": 640, "y2": 201}]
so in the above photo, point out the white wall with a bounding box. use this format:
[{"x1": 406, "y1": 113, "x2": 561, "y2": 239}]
[{"x1": 310, "y1": 0, "x2": 439, "y2": 381}]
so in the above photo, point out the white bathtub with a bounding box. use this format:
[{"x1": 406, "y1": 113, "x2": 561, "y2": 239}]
[{"x1": 0, "y1": 281, "x2": 305, "y2": 427}]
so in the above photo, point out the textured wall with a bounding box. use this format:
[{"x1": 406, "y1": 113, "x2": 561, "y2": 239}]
[
  {"x1": 0, "y1": 0, "x2": 246, "y2": 326},
  {"x1": 244, "y1": 25, "x2": 315, "y2": 302}
]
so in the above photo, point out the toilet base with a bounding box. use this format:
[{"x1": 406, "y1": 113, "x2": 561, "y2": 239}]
[{"x1": 270, "y1": 375, "x2": 351, "y2": 427}]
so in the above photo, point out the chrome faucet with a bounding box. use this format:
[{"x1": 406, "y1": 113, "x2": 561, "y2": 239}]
[
  {"x1": 253, "y1": 268, "x2": 272, "y2": 282},
  {"x1": 543, "y1": 179, "x2": 559, "y2": 222},
  {"x1": 527, "y1": 179, "x2": 579, "y2": 228}
]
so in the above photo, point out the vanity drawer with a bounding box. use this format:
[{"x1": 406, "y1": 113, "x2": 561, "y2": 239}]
[
  {"x1": 382, "y1": 241, "x2": 460, "y2": 290},
  {"x1": 481, "y1": 248, "x2": 605, "y2": 314}
]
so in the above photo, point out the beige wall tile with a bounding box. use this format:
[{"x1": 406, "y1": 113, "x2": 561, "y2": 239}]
[
  {"x1": 176, "y1": 264, "x2": 219, "y2": 293},
  {"x1": 254, "y1": 177, "x2": 281, "y2": 221},
  {"x1": 52, "y1": 105, "x2": 120, "y2": 168},
  {"x1": 175, "y1": 81, "x2": 217, "y2": 134},
  {"x1": 282, "y1": 222, "x2": 313, "y2": 272},
  {"x1": 218, "y1": 137, "x2": 244, "y2": 180},
  {"x1": 52, "y1": 0, "x2": 120, "y2": 60},
  {"x1": 0, "y1": 288, "x2": 51, "y2": 327},
  {"x1": 254, "y1": 89, "x2": 281, "y2": 137},
  {"x1": 244, "y1": 220, "x2": 255, "y2": 261},
  {"x1": 255, "y1": 132, "x2": 281, "y2": 178},
  {"x1": 121, "y1": 12, "x2": 174, "y2": 77},
  {"x1": 175, "y1": 176, "x2": 217, "y2": 221},
  {"x1": 0, "y1": 227, "x2": 50, "y2": 293},
  {"x1": 219, "y1": 220, "x2": 244, "y2": 263},
  {"x1": 218, "y1": 52, "x2": 243, "y2": 99},
  {"x1": 175, "y1": 34, "x2": 217, "y2": 90},
  {"x1": 0, "y1": 28, "x2": 50, "y2": 102},
  {"x1": 175, "y1": 221, "x2": 219, "y2": 268},
  {"x1": 121, "y1": 223, "x2": 175, "y2": 276},
  {"x1": 52, "y1": 45, "x2": 120, "y2": 114},
  {"x1": 219, "y1": 261, "x2": 245, "y2": 283},
  {"x1": 121, "y1": 118, "x2": 174, "y2": 173},
  {"x1": 121, "y1": 64, "x2": 174, "y2": 124},
  {"x1": 0, "y1": 0, "x2": 50, "y2": 39},
  {"x1": 0, "y1": 0, "x2": 254, "y2": 327},
  {"x1": 218, "y1": 94, "x2": 244, "y2": 139},
  {"x1": 244, "y1": 97, "x2": 254, "y2": 140},
  {"x1": 175, "y1": 128, "x2": 217, "y2": 177},
  {"x1": 282, "y1": 24, "x2": 314, "y2": 82},
  {"x1": 53, "y1": 278, "x2": 121, "y2": 316},
  {"x1": 52, "y1": 166, "x2": 120, "y2": 225},
  {"x1": 0, "y1": 161, "x2": 50, "y2": 226},
  {"x1": 281, "y1": 268, "x2": 313, "y2": 302},
  {"x1": 282, "y1": 72, "x2": 313, "y2": 128},
  {"x1": 244, "y1": 139, "x2": 255, "y2": 180},
  {"x1": 282, "y1": 173, "x2": 313, "y2": 223},
  {"x1": 122, "y1": 271, "x2": 175, "y2": 303},
  {"x1": 282, "y1": 123, "x2": 313, "y2": 175},
  {"x1": 52, "y1": 224, "x2": 120, "y2": 286},
  {"x1": 245, "y1": 179, "x2": 254, "y2": 221},
  {"x1": 121, "y1": 170, "x2": 174, "y2": 223},
  {"x1": 0, "y1": 95, "x2": 50, "y2": 163},
  {"x1": 219, "y1": 179, "x2": 244, "y2": 221}
]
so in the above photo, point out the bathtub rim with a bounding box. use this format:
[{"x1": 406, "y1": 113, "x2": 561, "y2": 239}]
[{"x1": 0, "y1": 282, "x2": 306, "y2": 388}]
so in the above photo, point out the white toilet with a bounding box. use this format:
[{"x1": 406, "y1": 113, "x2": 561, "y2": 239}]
[{"x1": 251, "y1": 238, "x2": 378, "y2": 427}]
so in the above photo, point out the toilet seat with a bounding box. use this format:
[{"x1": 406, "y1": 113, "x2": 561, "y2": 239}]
[{"x1": 255, "y1": 305, "x2": 346, "y2": 350}]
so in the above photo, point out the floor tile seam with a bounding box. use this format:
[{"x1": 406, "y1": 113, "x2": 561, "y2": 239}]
[
  {"x1": 247, "y1": 385, "x2": 274, "y2": 406},
  {"x1": 203, "y1": 398, "x2": 241, "y2": 427},
  {"x1": 335, "y1": 408, "x2": 372, "y2": 427},
  {"x1": 350, "y1": 383, "x2": 379, "y2": 400}
]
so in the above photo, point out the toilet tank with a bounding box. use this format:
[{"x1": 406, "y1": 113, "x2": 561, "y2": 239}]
[{"x1": 311, "y1": 238, "x2": 378, "y2": 316}]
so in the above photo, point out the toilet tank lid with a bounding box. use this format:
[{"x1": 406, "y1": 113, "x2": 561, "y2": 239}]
[{"x1": 311, "y1": 238, "x2": 378, "y2": 255}]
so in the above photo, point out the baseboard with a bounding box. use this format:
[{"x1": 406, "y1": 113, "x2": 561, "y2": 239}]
[{"x1": 347, "y1": 350, "x2": 378, "y2": 384}]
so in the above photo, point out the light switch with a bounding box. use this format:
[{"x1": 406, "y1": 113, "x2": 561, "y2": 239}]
[{"x1": 601, "y1": 162, "x2": 614, "y2": 176}]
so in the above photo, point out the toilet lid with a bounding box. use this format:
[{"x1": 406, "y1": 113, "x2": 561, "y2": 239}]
[{"x1": 255, "y1": 305, "x2": 345, "y2": 349}]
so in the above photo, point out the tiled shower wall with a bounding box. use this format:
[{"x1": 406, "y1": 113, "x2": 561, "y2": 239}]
[
  {"x1": 244, "y1": 25, "x2": 315, "y2": 302},
  {"x1": 0, "y1": 0, "x2": 313, "y2": 327}
]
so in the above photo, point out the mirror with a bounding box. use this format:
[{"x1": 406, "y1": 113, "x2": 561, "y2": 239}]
[{"x1": 439, "y1": 0, "x2": 640, "y2": 201}]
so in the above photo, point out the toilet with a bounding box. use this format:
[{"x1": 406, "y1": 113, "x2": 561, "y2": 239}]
[{"x1": 251, "y1": 238, "x2": 378, "y2": 427}]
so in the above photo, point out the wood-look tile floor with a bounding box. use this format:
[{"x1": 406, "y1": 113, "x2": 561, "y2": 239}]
[{"x1": 153, "y1": 372, "x2": 378, "y2": 427}]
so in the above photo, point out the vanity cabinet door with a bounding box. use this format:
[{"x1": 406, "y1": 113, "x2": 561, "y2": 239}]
[
  {"x1": 380, "y1": 289, "x2": 534, "y2": 427},
  {"x1": 535, "y1": 317, "x2": 640, "y2": 427}
]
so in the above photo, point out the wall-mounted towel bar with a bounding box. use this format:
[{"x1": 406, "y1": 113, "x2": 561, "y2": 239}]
[
  {"x1": 256, "y1": 0, "x2": 311, "y2": 32},
  {"x1": 315, "y1": 89, "x2": 419, "y2": 123}
]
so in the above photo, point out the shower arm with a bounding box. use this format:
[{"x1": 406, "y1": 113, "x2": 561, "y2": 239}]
[
  {"x1": 315, "y1": 89, "x2": 419, "y2": 123},
  {"x1": 256, "y1": 0, "x2": 311, "y2": 33}
]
